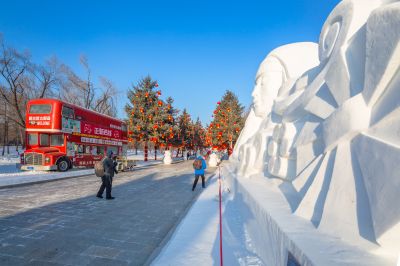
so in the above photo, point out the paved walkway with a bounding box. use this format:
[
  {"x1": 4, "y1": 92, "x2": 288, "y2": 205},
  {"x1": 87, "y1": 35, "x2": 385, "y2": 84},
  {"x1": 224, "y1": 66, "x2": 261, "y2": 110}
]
[{"x1": 0, "y1": 161, "x2": 214, "y2": 266}]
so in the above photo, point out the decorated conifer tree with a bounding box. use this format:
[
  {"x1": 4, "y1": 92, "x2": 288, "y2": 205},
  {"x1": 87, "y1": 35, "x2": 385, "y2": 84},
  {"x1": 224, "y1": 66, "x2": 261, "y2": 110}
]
[
  {"x1": 176, "y1": 108, "x2": 192, "y2": 157},
  {"x1": 156, "y1": 96, "x2": 179, "y2": 151},
  {"x1": 125, "y1": 76, "x2": 163, "y2": 161},
  {"x1": 208, "y1": 90, "x2": 245, "y2": 154},
  {"x1": 192, "y1": 117, "x2": 206, "y2": 151}
]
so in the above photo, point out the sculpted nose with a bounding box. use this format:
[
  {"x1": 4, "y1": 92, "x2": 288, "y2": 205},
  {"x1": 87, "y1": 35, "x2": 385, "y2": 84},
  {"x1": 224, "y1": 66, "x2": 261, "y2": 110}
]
[{"x1": 252, "y1": 86, "x2": 258, "y2": 98}]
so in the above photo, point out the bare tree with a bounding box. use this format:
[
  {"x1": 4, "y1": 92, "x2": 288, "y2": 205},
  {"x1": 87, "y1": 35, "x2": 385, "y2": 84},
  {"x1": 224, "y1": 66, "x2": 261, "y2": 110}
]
[
  {"x1": 79, "y1": 55, "x2": 95, "y2": 109},
  {"x1": 94, "y1": 77, "x2": 117, "y2": 117},
  {"x1": 0, "y1": 36, "x2": 120, "y2": 153},
  {"x1": 0, "y1": 36, "x2": 63, "y2": 150},
  {"x1": 59, "y1": 54, "x2": 95, "y2": 109},
  {"x1": 59, "y1": 55, "x2": 118, "y2": 117},
  {"x1": 24, "y1": 56, "x2": 61, "y2": 99},
  {"x1": 0, "y1": 38, "x2": 30, "y2": 128}
]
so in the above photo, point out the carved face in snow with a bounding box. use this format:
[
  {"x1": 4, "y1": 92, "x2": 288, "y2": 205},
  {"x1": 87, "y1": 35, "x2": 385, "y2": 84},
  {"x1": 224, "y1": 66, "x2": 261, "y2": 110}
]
[
  {"x1": 265, "y1": 0, "x2": 400, "y2": 251},
  {"x1": 251, "y1": 57, "x2": 284, "y2": 117}
]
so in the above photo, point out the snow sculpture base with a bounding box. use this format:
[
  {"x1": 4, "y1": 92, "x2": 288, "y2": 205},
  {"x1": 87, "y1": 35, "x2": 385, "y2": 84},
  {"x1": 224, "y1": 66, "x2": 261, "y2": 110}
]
[
  {"x1": 163, "y1": 150, "x2": 172, "y2": 165},
  {"x1": 220, "y1": 166, "x2": 395, "y2": 265}
]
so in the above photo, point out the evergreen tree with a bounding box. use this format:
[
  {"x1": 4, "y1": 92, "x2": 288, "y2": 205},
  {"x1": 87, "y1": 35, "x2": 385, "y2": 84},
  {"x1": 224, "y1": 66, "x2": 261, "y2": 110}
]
[
  {"x1": 176, "y1": 109, "x2": 192, "y2": 156},
  {"x1": 192, "y1": 117, "x2": 206, "y2": 151},
  {"x1": 208, "y1": 90, "x2": 245, "y2": 154},
  {"x1": 125, "y1": 76, "x2": 162, "y2": 161},
  {"x1": 156, "y1": 96, "x2": 179, "y2": 150}
]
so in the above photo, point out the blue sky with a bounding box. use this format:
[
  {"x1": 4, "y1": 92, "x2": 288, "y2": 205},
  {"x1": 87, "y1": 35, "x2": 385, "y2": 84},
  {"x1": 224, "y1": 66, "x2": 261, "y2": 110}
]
[{"x1": 0, "y1": 0, "x2": 340, "y2": 124}]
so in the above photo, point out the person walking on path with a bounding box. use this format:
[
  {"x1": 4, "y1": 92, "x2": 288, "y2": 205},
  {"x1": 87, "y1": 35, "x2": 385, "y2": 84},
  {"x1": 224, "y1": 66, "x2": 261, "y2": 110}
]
[
  {"x1": 97, "y1": 150, "x2": 118, "y2": 200},
  {"x1": 192, "y1": 153, "x2": 207, "y2": 191}
]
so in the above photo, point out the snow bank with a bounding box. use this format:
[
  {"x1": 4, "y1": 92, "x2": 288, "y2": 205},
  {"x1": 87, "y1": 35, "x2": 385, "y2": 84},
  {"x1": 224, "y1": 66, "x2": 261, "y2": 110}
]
[
  {"x1": 0, "y1": 169, "x2": 94, "y2": 188},
  {"x1": 152, "y1": 175, "x2": 221, "y2": 266},
  {"x1": 0, "y1": 159, "x2": 163, "y2": 188},
  {"x1": 0, "y1": 148, "x2": 162, "y2": 188}
]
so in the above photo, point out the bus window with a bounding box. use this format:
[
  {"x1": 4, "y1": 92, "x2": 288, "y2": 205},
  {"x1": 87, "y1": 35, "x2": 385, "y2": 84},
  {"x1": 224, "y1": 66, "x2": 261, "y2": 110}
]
[
  {"x1": 122, "y1": 124, "x2": 127, "y2": 132},
  {"x1": 97, "y1": 146, "x2": 105, "y2": 156},
  {"x1": 67, "y1": 142, "x2": 75, "y2": 156},
  {"x1": 107, "y1": 146, "x2": 118, "y2": 156},
  {"x1": 28, "y1": 133, "x2": 38, "y2": 145},
  {"x1": 85, "y1": 145, "x2": 90, "y2": 154},
  {"x1": 75, "y1": 144, "x2": 84, "y2": 154},
  {"x1": 29, "y1": 104, "x2": 52, "y2": 114},
  {"x1": 62, "y1": 106, "x2": 74, "y2": 118},
  {"x1": 50, "y1": 134, "x2": 64, "y2": 146},
  {"x1": 40, "y1": 134, "x2": 49, "y2": 146}
]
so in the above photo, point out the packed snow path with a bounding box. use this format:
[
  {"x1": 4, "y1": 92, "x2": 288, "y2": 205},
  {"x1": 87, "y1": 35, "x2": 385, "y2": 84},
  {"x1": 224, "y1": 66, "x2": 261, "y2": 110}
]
[{"x1": 0, "y1": 161, "x2": 212, "y2": 266}]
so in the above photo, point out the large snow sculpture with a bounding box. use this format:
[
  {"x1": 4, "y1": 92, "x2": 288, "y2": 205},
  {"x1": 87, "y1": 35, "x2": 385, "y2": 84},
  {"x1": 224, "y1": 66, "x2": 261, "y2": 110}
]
[
  {"x1": 231, "y1": 0, "x2": 400, "y2": 260},
  {"x1": 232, "y1": 43, "x2": 319, "y2": 178},
  {"x1": 151, "y1": 1, "x2": 400, "y2": 266},
  {"x1": 291, "y1": 0, "x2": 400, "y2": 250}
]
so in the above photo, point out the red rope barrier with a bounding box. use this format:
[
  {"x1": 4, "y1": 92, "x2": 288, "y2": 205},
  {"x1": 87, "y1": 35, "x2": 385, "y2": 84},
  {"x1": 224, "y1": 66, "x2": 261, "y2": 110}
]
[{"x1": 218, "y1": 165, "x2": 223, "y2": 266}]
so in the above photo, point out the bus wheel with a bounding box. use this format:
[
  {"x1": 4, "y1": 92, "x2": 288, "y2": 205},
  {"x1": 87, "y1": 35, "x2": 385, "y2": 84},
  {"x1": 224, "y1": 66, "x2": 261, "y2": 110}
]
[{"x1": 57, "y1": 159, "x2": 69, "y2": 172}]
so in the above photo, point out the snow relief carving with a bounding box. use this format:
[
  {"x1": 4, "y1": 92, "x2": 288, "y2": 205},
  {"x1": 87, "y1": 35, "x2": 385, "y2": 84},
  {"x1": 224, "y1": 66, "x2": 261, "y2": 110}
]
[
  {"x1": 232, "y1": 0, "x2": 400, "y2": 254},
  {"x1": 231, "y1": 42, "x2": 320, "y2": 177}
]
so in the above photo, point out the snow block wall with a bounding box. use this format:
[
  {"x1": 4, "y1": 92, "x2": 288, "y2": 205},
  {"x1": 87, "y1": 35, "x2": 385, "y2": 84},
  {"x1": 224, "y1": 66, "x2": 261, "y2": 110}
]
[{"x1": 230, "y1": 0, "x2": 400, "y2": 264}]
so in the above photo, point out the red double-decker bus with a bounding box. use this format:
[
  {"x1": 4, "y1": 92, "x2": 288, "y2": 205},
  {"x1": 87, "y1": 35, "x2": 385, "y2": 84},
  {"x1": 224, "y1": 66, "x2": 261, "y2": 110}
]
[{"x1": 20, "y1": 98, "x2": 128, "y2": 171}]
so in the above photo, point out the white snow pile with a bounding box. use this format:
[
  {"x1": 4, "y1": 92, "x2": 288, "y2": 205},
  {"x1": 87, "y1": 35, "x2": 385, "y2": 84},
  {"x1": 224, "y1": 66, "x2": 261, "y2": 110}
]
[
  {"x1": 0, "y1": 146, "x2": 23, "y2": 163},
  {"x1": 153, "y1": 1, "x2": 400, "y2": 265},
  {"x1": 208, "y1": 152, "x2": 220, "y2": 167},
  {"x1": 0, "y1": 146, "x2": 25, "y2": 175},
  {"x1": 163, "y1": 150, "x2": 173, "y2": 164},
  {"x1": 127, "y1": 149, "x2": 182, "y2": 163}
]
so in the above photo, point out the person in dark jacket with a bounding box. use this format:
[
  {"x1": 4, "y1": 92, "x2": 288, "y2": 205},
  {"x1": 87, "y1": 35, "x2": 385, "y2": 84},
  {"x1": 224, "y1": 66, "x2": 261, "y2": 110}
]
[
  {"x1": 192, "y1": 154, "x2": 207, "y2": 191},
  {"x1": 96, "y1": 150, "x2": 118, "y2": 200}
]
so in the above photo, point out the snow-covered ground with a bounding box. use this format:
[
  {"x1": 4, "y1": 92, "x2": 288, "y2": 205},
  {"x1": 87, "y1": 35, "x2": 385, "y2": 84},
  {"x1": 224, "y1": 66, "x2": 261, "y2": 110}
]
[
  {"x1": 0, "y1": 146, "x2": 23, "y2": 163},
  {"x1": 0, "y1": 168, "x2": 95, "y2": 188},
  {"x1": 0, "y1": 146, "x2": 26, "y2": 177},
  {"x1": 152, "y1": 168, "x2": 264, "y2": 266},
  {"x1": 0, "y1": 148, "x2": 166, "y2": 188}
]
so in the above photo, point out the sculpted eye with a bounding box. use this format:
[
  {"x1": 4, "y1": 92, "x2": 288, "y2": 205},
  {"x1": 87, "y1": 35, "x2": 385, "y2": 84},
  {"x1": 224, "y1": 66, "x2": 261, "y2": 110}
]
[{"x1": 320, "y1": 20, "x2": 341, "y2": 63}]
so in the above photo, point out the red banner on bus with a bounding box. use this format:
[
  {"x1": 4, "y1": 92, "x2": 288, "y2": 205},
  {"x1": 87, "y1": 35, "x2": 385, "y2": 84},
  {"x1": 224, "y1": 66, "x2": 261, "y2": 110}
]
[{"x1": 81, "y1": 121, "x2": 122, "y2": 139}]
